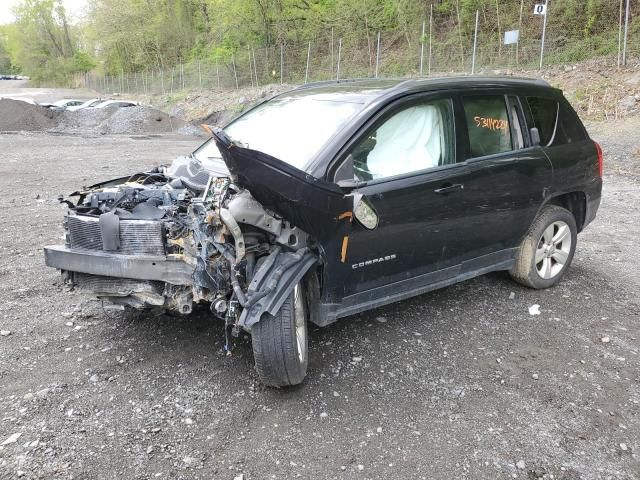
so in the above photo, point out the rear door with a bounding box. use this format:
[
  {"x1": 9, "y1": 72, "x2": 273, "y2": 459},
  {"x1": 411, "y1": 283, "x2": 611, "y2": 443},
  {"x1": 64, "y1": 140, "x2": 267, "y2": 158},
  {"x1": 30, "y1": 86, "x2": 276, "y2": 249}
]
[{"x1": 456, "y1": 92, "x2": 553, "y2": 266}]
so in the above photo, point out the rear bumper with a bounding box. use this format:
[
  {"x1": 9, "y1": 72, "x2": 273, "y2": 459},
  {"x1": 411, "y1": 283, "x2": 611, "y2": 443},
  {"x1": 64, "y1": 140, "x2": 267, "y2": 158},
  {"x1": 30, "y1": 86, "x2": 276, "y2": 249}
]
[{"x1": 44, "y1": 245, "x2": 194, "y2": 285}]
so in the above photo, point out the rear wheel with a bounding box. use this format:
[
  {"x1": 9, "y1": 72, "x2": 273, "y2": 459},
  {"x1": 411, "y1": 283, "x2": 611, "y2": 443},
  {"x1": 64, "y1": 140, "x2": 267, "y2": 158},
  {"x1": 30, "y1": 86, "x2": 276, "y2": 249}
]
[
  {"x1": 251, "y1": 282, "x2": 308, "y2": 387},
  {"x1": 510, "y1": 205, "x2": 577, "y2": 289}
]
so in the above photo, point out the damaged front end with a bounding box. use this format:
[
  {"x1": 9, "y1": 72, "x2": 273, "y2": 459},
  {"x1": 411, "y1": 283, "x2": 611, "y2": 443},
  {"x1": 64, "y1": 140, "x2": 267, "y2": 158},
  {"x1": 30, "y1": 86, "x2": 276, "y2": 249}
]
[{"x1": 44, "y1": 129, "x2": 355, "y2": 344}]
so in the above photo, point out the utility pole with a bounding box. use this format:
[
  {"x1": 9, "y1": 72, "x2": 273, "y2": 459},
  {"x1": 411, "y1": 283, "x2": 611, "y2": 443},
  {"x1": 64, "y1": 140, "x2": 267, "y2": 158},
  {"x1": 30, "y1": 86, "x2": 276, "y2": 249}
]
[
  {"x1": 517, "y1": 0, "x2": 524, "y2": 65},
  {"x1": 375, "y1": 32, "x2": 381, "y2": 78},
  {"x1": 330, "y1": 27, "x2": 334, "y2": 78},
  {"x1": 429, "y1": 4, "x2": 433, "y2": 75},
  {"x1": 420, "y1": 20, "x2": 426, "y2": 75},
  {"x1": 622, "y1": 0, "x2": 630, "y2": 66},
  {"x1": 305, "y1": 41, "x2": 311, "y2": 84},
  {"x1": 252, "y1": 47, "x2": 259, "y2": 86},
  {"x1": 539, "y1": 0, "x2": 549, "y2": 70},
  {"x1": 336, "y1": 38, "x2": 342, "y2": 80},
  {"x1": 280, "y1": 45, "x2": 284, "y2": 84},
  {"x1": 471, "y1": 10, "x2": 479, "y2": 74}
]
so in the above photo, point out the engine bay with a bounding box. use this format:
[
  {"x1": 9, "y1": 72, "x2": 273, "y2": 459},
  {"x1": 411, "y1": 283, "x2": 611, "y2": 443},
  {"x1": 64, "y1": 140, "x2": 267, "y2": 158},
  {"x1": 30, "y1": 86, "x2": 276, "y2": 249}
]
[{"x1": 62, "y1": 153, "x2": 314, "y2": 351}]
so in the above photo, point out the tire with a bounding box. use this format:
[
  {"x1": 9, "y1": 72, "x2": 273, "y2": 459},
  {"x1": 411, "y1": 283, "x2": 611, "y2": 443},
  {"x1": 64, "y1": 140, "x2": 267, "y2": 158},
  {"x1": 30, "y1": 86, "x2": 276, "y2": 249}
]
[
  {"x1": 251, "y1": 282, "x2": 308, "y2": 387},
  {"x1": 510, "y1": 205, "x2": 577, "y2": 289}
]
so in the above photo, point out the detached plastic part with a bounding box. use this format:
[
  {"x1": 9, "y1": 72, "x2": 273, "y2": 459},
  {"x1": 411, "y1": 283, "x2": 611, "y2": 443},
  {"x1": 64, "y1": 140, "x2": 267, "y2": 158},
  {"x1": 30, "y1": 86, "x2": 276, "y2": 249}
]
[
  {"x1": 211, "y1": 128, "x2": 352, "y2": 241},
  {"x1": 239, "y1": 249, "x2": 317, "y2": 329}
]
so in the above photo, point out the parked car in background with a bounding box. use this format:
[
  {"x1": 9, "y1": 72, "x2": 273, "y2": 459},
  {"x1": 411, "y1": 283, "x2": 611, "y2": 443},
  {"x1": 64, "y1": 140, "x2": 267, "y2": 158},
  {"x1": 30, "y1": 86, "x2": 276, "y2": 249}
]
[
  {"x1": 41, "y1": 99, "x2": 85, "y2": 110},
  {"x1": 45, "y1": 77, "x2": 602, "y2": 387},
  {"x1": 93, "y1": 100, "x2": 138, "y2": 109},
  {"x1": 0, "y1": 74, "x2": 28, "y2": 80},
  {"x1": 66, "y1": 98, "x2": 105, "y2": 111}
]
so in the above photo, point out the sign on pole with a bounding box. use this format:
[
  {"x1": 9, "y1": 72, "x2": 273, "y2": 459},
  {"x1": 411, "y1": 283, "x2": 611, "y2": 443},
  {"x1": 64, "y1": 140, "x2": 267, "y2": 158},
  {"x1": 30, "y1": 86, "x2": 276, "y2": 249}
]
[
  {"x1": 533, "y1": 4, "x2": 547, "y2": 15},
  {"x1": 539, "y1": 0, "x2": 549, "y2": 70},
  {"x1": 504, "y1": 30, "x2": 519, "y2": 45}
]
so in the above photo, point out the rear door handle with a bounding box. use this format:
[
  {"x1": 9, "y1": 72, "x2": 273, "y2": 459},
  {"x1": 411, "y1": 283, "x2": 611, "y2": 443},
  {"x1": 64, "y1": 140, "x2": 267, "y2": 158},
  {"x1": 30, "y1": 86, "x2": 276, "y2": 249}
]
[{"x1": 434, "y1": 183, "x2": 464, "y2": 195}]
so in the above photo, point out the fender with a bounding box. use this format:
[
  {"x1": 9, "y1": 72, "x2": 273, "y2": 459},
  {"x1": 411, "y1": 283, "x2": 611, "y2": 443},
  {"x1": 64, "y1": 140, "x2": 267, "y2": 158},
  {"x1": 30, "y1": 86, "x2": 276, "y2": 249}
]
[{"x1": 238, "y1": 248, "x2": 318, "y2": 329}]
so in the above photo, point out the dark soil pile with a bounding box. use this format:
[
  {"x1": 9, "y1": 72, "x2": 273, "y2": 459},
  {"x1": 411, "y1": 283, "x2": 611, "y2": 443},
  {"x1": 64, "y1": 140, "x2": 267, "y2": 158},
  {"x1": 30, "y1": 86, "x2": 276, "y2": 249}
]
[{"x1": 0, "y1": 98, "x2": 60, "y2": 131}]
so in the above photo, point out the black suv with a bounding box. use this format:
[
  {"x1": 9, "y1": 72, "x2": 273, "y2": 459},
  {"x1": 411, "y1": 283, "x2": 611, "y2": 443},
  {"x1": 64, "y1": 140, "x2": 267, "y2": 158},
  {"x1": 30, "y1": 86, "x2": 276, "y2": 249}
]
[{"x1": 45, "y1": 77, "x2": 602, "y2": 387}]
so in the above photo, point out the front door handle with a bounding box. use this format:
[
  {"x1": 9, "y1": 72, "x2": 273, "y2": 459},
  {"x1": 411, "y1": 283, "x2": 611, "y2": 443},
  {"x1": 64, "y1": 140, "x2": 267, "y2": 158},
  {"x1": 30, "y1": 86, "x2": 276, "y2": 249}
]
[{"x1": 434, "y1": 183, "x2": 464, "y2": 195}]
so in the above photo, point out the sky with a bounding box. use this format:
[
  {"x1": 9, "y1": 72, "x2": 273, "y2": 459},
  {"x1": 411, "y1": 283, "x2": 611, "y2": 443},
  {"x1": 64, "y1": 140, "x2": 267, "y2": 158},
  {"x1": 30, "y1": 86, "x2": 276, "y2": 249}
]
[{"x1": 0, "y1": 0, "x2": 87, "y2": 25}]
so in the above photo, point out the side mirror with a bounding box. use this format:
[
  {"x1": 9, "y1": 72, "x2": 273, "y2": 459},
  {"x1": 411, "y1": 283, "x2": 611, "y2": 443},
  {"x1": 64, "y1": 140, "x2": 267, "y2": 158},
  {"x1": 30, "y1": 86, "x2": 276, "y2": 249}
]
[
  {"x1": 530, "y1": 127, "x2": 541, "y2": 146},
  {"x1": 353, "y1": 194, "x2": 378, "y2": 230}
]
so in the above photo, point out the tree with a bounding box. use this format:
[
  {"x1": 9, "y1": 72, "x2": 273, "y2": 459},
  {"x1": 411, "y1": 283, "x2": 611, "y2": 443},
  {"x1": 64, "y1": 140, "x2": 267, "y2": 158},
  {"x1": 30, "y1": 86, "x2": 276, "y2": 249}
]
[{"x1": 6, "y1": 0, "x2": 95, "y2": 84}]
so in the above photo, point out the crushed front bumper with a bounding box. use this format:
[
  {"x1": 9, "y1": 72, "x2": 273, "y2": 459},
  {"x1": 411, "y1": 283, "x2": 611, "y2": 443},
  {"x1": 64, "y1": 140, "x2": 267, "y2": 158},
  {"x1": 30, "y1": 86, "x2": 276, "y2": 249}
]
[{"x1": 43, "y1": 245, "x2": 194, "y2": 285}]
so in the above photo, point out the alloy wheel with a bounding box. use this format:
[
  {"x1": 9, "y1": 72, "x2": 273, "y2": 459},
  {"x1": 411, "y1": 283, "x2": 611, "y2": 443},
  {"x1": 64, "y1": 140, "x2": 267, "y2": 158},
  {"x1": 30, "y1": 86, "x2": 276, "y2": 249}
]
[
  {"x1": 293, "y1": 284, "x2": 307, "y2": 363},
  {"x1": 535, "y1": 220, "x2": 572, "y2": 280}
]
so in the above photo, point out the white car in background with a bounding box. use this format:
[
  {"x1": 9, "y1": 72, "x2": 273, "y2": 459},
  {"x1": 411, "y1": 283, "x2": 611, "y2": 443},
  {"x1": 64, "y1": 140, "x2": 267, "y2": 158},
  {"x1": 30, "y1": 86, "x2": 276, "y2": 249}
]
[
  {"x1": 94, "y1": 100, "x2": 139, "y2": 109},
  {"x1": 42, "y1": 99, "x2": 85, "y2": 110},
  {"x1": 66, "y1": 98, "x2": 105, "y2": 111}
]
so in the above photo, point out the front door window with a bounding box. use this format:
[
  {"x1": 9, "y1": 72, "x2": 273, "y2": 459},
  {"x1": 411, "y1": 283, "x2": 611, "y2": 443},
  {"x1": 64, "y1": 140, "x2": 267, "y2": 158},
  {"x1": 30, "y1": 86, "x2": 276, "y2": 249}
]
[{"x1": 347, "y1": 99, "x2": 455, "y2": 181}]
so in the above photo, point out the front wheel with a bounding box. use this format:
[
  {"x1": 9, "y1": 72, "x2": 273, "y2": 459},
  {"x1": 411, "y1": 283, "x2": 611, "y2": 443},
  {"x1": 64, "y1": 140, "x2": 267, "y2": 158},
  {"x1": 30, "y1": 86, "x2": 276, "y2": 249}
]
[
  {"x1": 251, "y1": 282, "x2": 308, "y2": 387},
  {"x1": 510, "y1": 205, "x2": 578, "y2": 289}
]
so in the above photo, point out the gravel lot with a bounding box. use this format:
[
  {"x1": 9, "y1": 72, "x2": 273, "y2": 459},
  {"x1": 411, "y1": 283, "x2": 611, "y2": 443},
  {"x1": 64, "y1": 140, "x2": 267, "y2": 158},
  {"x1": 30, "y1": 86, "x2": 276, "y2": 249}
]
[{"x1": 0, "y1": 121, "x2": 638, "y2": 479}]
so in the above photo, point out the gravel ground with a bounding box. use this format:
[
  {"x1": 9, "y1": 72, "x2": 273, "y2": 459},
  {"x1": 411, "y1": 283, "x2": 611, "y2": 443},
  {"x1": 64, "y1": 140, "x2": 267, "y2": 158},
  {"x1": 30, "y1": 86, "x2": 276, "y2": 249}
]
[{"x1": 0, "y1": 122, "x2": 638, "y2": 480}]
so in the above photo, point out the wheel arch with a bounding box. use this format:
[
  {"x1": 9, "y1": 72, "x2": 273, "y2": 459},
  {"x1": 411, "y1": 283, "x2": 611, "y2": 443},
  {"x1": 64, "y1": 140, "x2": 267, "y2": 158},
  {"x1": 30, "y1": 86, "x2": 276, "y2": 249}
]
[{"x1": 544, "y1": 191, "x2": 587, "y2": 232}]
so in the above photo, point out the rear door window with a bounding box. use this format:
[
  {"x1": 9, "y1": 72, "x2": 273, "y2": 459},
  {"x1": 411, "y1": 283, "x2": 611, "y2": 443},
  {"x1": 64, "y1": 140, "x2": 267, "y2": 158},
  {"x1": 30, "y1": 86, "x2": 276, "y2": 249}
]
[
  {"x1": 526, "y1": 97, "x2": 558, "y2": 146},
  {"x1": 462, "y1": 95, "x2": 513, "y2": 158}
]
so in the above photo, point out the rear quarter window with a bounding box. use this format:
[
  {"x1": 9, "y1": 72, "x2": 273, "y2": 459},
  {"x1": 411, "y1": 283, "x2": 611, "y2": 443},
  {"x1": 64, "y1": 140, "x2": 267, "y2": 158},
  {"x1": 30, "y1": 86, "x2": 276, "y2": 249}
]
[
  {"x1": 554, "y1": 101, "x2": 588, "y2": 144},
  {"x1": 526, "y1": 97, "x2": 557, "y2": 146},
  {"x1": 527, "y1": 96, "x2": 587, "y2": 146}
]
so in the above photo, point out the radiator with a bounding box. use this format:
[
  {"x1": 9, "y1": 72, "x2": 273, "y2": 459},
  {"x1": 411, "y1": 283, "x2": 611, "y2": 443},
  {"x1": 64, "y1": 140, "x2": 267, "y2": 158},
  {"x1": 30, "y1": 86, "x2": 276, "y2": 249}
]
[{"x1": 67, "y1": 214, "x2": 165, "y2": 256}]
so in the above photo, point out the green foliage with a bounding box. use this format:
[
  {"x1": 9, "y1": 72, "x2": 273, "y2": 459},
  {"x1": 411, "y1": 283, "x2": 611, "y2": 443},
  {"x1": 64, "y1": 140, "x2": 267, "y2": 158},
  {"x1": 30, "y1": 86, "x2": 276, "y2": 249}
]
[
  {"x1": 2, "y1": 0, "x2": 639, "y2": 84},
  {"x1": 0, "y1": 27, "x2": 16, "y2": 73},
  {"x1": 72, "y1": 51, "x2": 96, "y2": 73},
  {"x1": 2, "y1": 0, "x2": 93, "y2": 84}
]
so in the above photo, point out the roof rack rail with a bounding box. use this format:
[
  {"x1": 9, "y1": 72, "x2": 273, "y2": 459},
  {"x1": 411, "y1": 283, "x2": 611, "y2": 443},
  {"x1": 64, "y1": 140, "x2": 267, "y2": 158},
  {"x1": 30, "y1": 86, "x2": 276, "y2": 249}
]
[{"x1": 294, "y1": 78, "x2": 386, "y2": 90}]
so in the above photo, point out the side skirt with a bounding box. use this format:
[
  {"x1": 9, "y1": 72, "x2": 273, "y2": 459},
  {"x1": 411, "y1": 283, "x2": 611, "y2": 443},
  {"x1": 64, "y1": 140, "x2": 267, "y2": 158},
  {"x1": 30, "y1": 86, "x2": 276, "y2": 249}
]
[{"x1": 312, "y1": 248, "x2": 518, "y2": 327}]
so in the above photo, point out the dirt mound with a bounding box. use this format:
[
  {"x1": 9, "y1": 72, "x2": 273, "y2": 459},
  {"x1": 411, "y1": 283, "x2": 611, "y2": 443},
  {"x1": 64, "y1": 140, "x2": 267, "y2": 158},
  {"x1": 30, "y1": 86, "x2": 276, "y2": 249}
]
[
  {"x1": 142, "y1": 84, "x2": 292, "y2": 125},
  {"x1": 0, "y1": 98, "x2": 60, "y2": 131},
  {"x1": 495, "y1": 57, "x2": 640, "y2": 121},
  {"x1": 52, "y1": 105, "x2": 201, "y2": 135},
  {"x1": 97, "y1": 106, "x2": 188, "y2": 134},
  {"x1": 53, "y1": 104, "x2": 119, "y2": 133},
  {"x1": 0, "y1": 100, "x2": 204, "y2": 136}
]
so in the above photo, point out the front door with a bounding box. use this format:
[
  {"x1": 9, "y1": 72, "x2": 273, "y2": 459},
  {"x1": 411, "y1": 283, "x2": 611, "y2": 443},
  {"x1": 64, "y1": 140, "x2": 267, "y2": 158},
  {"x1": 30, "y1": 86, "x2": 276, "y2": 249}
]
[
  {"x1": 346, "y1": 164, "x2": 472, "y2": 296},
  {"x1": 331, "y1": 95, "x2": 475, "y2": 299}
]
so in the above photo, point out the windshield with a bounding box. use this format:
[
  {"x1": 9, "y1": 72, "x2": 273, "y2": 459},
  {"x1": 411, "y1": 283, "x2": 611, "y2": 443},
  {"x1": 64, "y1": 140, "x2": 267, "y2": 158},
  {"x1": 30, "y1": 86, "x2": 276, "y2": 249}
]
[{"x1": 193, "y1": 96, "x2": 363, "y2": 171}]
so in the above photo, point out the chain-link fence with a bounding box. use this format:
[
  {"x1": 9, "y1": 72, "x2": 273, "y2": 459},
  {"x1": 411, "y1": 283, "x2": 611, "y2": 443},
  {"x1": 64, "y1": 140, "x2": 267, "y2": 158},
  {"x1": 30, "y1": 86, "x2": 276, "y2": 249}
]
[{"x1": 82, "y1": 0, "x2": 639, "y2": 96}]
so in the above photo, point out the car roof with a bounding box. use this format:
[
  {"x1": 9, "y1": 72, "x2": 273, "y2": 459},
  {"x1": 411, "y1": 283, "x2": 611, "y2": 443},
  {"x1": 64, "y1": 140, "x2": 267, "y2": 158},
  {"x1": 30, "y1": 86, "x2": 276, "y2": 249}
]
[
  {"x1": 53, "y1": 99, "x2": 83, "y2": 105},
  {"x1": 278, "y1": 76, "x2": 555, "y2": 105}
]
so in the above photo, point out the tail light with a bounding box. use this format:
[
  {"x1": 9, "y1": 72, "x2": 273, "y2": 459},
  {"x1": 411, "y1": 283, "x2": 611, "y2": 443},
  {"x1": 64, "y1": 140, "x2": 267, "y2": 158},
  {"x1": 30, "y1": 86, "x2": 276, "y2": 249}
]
[{"x1": 594, "y1": 141, "x2": 603, "y2": 177}]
